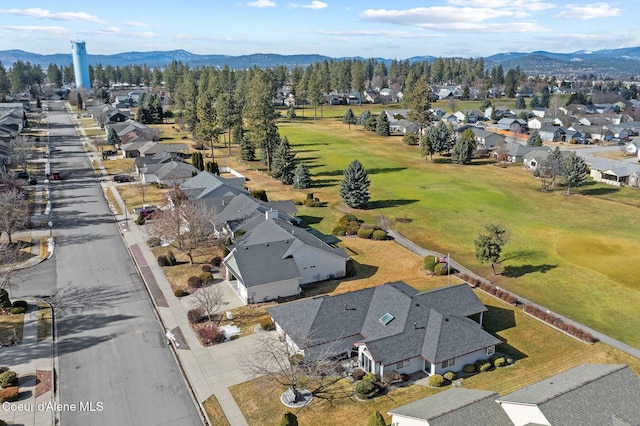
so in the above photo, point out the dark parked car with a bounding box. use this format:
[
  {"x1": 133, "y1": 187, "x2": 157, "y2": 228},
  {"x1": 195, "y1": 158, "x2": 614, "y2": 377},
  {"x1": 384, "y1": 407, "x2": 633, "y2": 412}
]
[
  {"x1": 113, "y1": 174, "x2": 134, "y2": 183},
  {"x1": 14, "y1": 171, "x2": 29, "y2": 180}
]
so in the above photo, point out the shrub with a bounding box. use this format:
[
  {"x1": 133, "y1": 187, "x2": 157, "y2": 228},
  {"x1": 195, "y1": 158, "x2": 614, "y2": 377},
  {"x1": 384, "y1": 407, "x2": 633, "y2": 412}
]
[
  {"x1": 0, "y1": 386, "x2": 18, "y2": 403},
  {"x1": 371, "y1": 230, "x2": 387, "y2": 240},
  {"x1": 355, "y1": 379, "x2": 378, "y2": 398},
  {"x1": 332, "y1": 226, "x2": 347, "y2": 236},
  {"x1": 260, "y1": 317, "x2": 274, "y2": 331},
  {"x1": 147, "y1": 237, "x2": 161, "y2": 247},
  {"x1": 306, "y1": 192, "x2": 314, "y2": 200},
  {"x1": 357, "y1": 228, "x2": 374, "y2": 239},
  {"x1": 135, "y1": 214, "x2": 145, "y2": 225},
  {"x1": 187, "y1": 276, "x2": 201, "y2": 289},
  {"x1": 352, "y1": 368, "x2": 366, "y2": 381},
  {"x1": 166, "y1": 251, "x2": 177, "y2": 266},
  {"x1": 280, "y1": 411, "x2": 299, "y2": 426},
  {"x1": 10, "y1": 307, "x2": 25, "y2": 315},
  {"x1": 199, "y1": 272, "x2": 214, "y2": 285},
  {"x1": 434, "y1": 263, "x2": 449, "y2": 276},
  {"x1": 211, "y1": 256, "x2": 222, "y2": 267},
  {"x1": 463, "y1": 364, "x2": 475, "y2": 374},
  {"x1": 493, "y1": 357, "x2": 506, "y2": 368},
  {"x1": 235, "y1": 229, "x2": 246, "y2": 237},
  {"x1": 12, "y1": 300, "x2": 27, "y2": 310},
  {"x1": 293, "y1": 200, "x2": 303, "y2": 205},
  {"x1": 290, "y1": 354, "x2": 304, "y2": 365},
  {"x1": 0, "y1": 371, "x2": 17, "y2": 388},
  {"x1": 475, "y1": 359, "x2": 492, "y2": 372},
  {"x1": 197, "y1": 325, "x2": 225, "y2": 345},
  {"x1": 428, "y1": 374, "x2": 444, "y2": 387},
  {"x1": 363, "y1": 372, "x2": 377, "y2": 382},
  {"x1": 174, "y1": 289, "x2": 188, "y2": 298},
  {"x1": 506, "y1": 357, "x2": 514, "y2": 365},
  {"x1": 345, "y1": 224, "x2": 360, "y2": 235},
  {"x1": 201, "y1": 264, "x2": 212, "y2": 272},
  {"x1": 157, "y1": 255, "x2": 168, "y2": 267},
  {"x1": 338, "y1": 214, "x2": 359, "y2": 226},
  {"x1": 188, "y1": 308, "x2": 204, "y2": 324},
  {"x1": 443, "y1": 371, "x2": 456, "y2": 381},
  {"x1": 250, "y1": 189, "x2": 269, "y2": 202},
  {"x1": 423, "y1": 256, "x2": 439, "y2": 272},
  {"x1": 367, "y1": 411, "x2": 386, "y2": 426}
]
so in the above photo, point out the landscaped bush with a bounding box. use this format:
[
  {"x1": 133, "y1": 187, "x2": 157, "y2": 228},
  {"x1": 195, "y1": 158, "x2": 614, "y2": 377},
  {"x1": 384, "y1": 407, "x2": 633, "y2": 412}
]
[
  {"x1": 235, "y1": 229, "x2": 246, "y2": 237},
  {"x1": 201, "y1": 264, "x2": 212, "y2": 272},
  {"x1": 174, "y1": 289, "x2": 188, "y2": 298},
  {"x1": 332, "y1": 226, "x2": 347, "y2": 236},
  {"x1": 135, "y1": 214, "x2": 145, "y2": 225},
  {"x1": 166, "y1": 251, "x2": 177, "y2": 266},
  {"x1": 147, "y1": 237, "x2": 161, "y2": 247},
  {"x1": 211, "y1": 256, "x2": 222, "y2": 267},
  {"x1": 157, "y1": 255, "x2": 168, "y2": 267},
  {"x1": 0, "y1": 386, "x2": 18, "y2": 403},
  {"x1": 493, "y1": 357, "x2": 506, "y2": 368},
  {"x1": 199, "y1": 272, "x2": 214, "y2": 285},
  {"x1": 363, "y1": 372, "x2": 377, "y2": 382},
  {"x1": 463, "y1": 364, "x2": 476, "y2": 374},
  {"x1": 357, "y1": 228, "x2": 374, "y2": 239},
  {"x1": 187, "y1": 276, "x2": 201, "y2": 289},
  {"x1": 338, "y1": 214, "x2": 359, "y2": 226},
  {"x1": 12, "y1": 301, "x2": 27, "y2": 310},
  {"x1": 355, "y1": 379, "x2": 378, "y2": 398},
  {"x1": 443, "y1": 371, "x2": 456, "y2": 381},
  {"x1": 428, "y1": 374, "x2": 444, "y2": 387},
  {"x1": 188, "y1": 308, "x2": 204, "y2": 324},
  {"x1": 290, "y1": 354, "x2": 304, "y2": 365},
  {"x1": 371, "y1": 230, "x2": 387, "y2": 240},
  {"x1": 475, "y1": 359, "x2": 492, "y2": 372},
  {"x1": 260, "y1": 317, "x2": 274, "y2": 331},
  {"x1": 434, "y1": 263, "x2": 449, "y2": 276},
  {"x1": 197, "y1": 325, "x2": 225, "y2": 345},
  {"x1": 524, "y1": 304, "x2": 594, "y2": 343},
  {"x1": 352, "y1": 368, "x2": 366, "y2": 381},
  {"x1": 293, "y1": 200, "x2": 303, "y2": 205},
  {"x1": 423, "y1": 256, "x2": 439, "y2": 272},
  {"x1": 0, "y1": 371, "x2": 17, "y2": 388},
  {"x1": 10, "y1": 307, "x2": 25, "y2": 315}
]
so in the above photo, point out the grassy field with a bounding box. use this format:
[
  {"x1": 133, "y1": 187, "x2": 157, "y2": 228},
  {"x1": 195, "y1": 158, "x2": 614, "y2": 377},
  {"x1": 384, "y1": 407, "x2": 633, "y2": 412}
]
[
  {"x1": 202, "y1": 395, "x2": 230, "y2": 426},
  {"x1": 0, "y1": 312, "x2": 24, "y2": 343},
  {"x1": 209, "y1": 107, "x2": 640, "y2": 348}
]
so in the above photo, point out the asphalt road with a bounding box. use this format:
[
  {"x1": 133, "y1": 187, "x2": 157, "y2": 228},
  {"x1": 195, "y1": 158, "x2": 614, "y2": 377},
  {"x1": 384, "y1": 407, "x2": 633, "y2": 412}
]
[{"x1": 17, "y1": 101, "x2": 202, "y2": 426}]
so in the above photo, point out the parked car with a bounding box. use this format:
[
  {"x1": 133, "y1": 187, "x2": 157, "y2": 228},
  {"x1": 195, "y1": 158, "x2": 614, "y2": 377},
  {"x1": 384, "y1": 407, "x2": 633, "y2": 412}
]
[
  {"x1": 134, "y1": 205, "x2": 158, "y2": 219},
  {"x1": 14, "y1": 171, "x2": 29, "y2": 180},
  {"x1": 113, "y1": 175, "x2": 134, "y2": 183}
]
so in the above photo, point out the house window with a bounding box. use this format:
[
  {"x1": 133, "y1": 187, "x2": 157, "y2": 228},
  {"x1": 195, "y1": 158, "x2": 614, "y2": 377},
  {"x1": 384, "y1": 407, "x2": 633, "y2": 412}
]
[
  {"x1": 396, "y1": 359, "x2": 409, "y2": 369},
  {"x1": 441, "y1": 358, "x2": 455, "y2": 368},
  {"x1": 486, "y1": 346, "x2": 495, "y2": 356}
]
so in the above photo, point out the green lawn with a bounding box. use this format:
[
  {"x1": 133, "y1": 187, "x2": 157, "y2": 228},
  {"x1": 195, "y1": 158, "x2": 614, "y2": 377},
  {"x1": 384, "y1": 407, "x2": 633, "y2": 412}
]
[{"x1": 270, "y1": 111, "x2": 640, "y2": 348}]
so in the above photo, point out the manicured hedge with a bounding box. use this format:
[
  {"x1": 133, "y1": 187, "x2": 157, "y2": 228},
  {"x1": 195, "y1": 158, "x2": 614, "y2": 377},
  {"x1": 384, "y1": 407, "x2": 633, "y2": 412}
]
[
  {"x1": 371, "y1": 230, "x2": 387, "y2": 240},
  {"x1": 463, "y1": 364, "x2": 475, "y2": 374},
  {"x1": 428, "y1": 374, "x2": 444, "y2": 387},
  {"x1": 357, "y1": 228, "x2": 374, "y2": 239},
  {"x1": 524, "y1": 304, "x2": 594, "y2": 343},
  {"x1": 478, "y1": 282, "x2": 518, "y2": 305}
]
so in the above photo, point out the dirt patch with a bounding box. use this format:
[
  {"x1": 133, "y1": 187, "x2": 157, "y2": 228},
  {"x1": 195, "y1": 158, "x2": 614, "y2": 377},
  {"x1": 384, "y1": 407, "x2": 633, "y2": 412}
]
[{"x1": 35, "y1": 370, "x2": 52, "y2": 397}]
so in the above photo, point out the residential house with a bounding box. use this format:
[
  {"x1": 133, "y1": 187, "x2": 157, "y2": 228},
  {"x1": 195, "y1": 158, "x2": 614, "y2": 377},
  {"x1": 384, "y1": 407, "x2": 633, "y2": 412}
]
[
  {"x1": 138, "y1": 160, "x2": 199, "y2": 185},
  {"x1": 531, "y1": 107, "x2": 547, "y2": 118},
  {"x1": 363, "y1": 89, "x2": 381, "y2": 104},
  {"x1": 267, "y1": 282, "x2": 501, "y2": 377},
  {"x1": 121, "y1": 141, "x2": 151, "y2": 158},
  {"x1": 589, "y1": 158, "x2": 640, "y2": 187},
  {"x1": 470, "y1": 128, "x2": 505, "y2": 151},
  {"x1": 527, "y1": 117, "x2": 555, "y2": 130},
  {"x1": 138, "y1": 141, "x2": 189, "y2": 158},
  {"x1": 497, "y1": 118, "x2": 527, "y2": 133},
  {"x1": 431, "y1": 108, "x2": 447, "y2": 121},
  {"x1": 454, "y1": 109, "x2": 484, "y2": 123},
  {"x1": 624, "y1": 140, "x2": 640, "y2": 156},
  {"x1": 224, "y1": 212, "x2": 349, "y2": 304},
  {"x1": 389, "y1": 364, "x2": 640, "y2": 426},
  {"x1": 523, "y1": 148, "x2": 553, "y2": 171},
  {"x1": 492, "y1": 141, "x2": 537, "y2": 163},
  {"x1": 590, "y1": 126, "x2": 614, "y2": 141},
  {"x1": 179, "y1": 171, "x2": 248, "y2": 210},
  {"x1": 538, "y1": 125, "x2": 566, "y2": 142},
  {"x1": 384, "y1": 109, "x2": 419, "y2": 134}
]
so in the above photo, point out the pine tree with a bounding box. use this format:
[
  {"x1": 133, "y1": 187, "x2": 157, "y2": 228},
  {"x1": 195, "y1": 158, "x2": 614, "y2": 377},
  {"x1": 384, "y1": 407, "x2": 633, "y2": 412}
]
[
  {"x1": 357, "y1": 110, "x2": 371, "y2": 126},
  {"x1": 107, "y1": 127, "x2": 121, "y2": 147},
  {"x1": 279, "y1": 411, "x2": 298, "y2": 426},
  {"x1": 420, "y1": 133, "x2": 435, "y2": 162},
  {"x1": 376, "y1": 112, "x2": 391, "y2": 136},
  {"x1": 515, "y1": 95, "x2": 526, "y2": 109},
  {"x1": 293, "y1": 163, "x2": 311, "y2": 189},
  {"x1": 205, "y1": 161, "x2": 219, "y2": 174},
  {"x1": 339, "y1": 159, "x2": 370, "y2": 209},
  {"x1": 367, "y1": 411, "x2": 386, "y2": 426},
  {"x1": 240, "y1": 138, "x2": 255, "y2": 161},
  {"x1": 451, "y1": 128, "x2": 476, "y2": 165},
  {"x1": 342, "y1": 108, "x2": 357, "y2": 130},
  {"x1": 527, "y1": 130, "x2": 543, "y2": 147},
  {"x1": 561, "y1": 151, "x2": 587, "y2": 195},
  {"x1": 271, "y1": 136, "x2": 296, "y2": 184}
]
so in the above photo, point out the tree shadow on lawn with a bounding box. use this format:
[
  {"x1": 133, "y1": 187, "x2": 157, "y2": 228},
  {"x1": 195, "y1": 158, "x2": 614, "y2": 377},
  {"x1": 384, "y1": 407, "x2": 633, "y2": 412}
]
[
  {"x1": 502, "y1": 264, "x2": 558, "y2": 278},
  {"x1": 580, "y1": 187, "x2": 620, "y2": 196},
  {"x1": 367, "y1": 199, "x2": 420, "y2": 209},
  {"x1": 321, "y1": 167, "x2": 407, "y2": 176},
  {"x1": 311, "y1": 178, "x2": 340, "y2": 188},
  {"x1": 297, "y1": 215, "x2": 323, "y2": 227}
]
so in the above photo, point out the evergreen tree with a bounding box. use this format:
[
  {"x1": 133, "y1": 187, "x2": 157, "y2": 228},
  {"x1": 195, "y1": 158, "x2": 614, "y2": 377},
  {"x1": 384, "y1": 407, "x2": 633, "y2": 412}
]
[
  {"x1": 420, "y1": 132, "x2": 435, "y2": 162},
  {"x1": 107, "y1": 127, "x2": 121, "y2": 147},
  {"x1": 530, "y1": 94, "x2": 540, "y2": 109},
  {"x1": 545, "y1": 146, "x2": 564, "y2": 188},
  {"x1": 375, "y1": 112, "x2": 390, "y2": 136},
  {"x1": 342, "y1": 108, "x2": 357, "y2": 130},
  {"x1": 191, "y1": 152, "x2": 204, "y2": 171},
  {"x1": 240, "y1": 138, "x2": 255, "y2": 161},
  {"x1": 271, "y1": 136, "x2": 296, "y2": 184},
  {"x1": 279, "y1": 411, "x2": 298, "y2": 426},
  {"x1": 293, "y1": 163, "x2": 311, "y2": 189},
  {"x1": 515, "y1": 95, "x2": 526, "y2": 109},
  {"x1": 367, "y1": 411, "x2": 386, "y2": 426},
  {"x1": 357, "y1": 110, "x2": 371, "y2": 126},
  {"x1": 540, "y1": 89, "x2": 550, "y2": 107},
  {"x1": 407, "y1": 75, "x2": 432, "y2": 135},
  {"x1": 339, "y1": 159, "x2": 370, "y2": 209},
  {"x1": 205, "y1": 161, "x2": 219, "y2": 174},
  {"x1": 561, "y1": 151, "x2": 587, "y2": 195},
  {"x1": 451, "y1": 128, "x2": 476, "y2": 165},
  {"x1": 77, "y1": 92, "x2": 83, "y2": 110},
  {"x1": 250, "y1": 189, "x2": 269, "y2": 202},
  {"x1": 527, "y1": 130, "x2": 543, "y2": 147}
]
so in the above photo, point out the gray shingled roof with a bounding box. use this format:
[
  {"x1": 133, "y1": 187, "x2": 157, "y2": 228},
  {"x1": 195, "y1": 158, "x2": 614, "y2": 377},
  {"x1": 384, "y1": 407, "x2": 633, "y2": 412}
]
[
  {"x1": 389, "y1": 388, "x2": 512, "y2": 426},
  {"x1": 179, "y1": 171, "x2": 248, "y2": 201},
  {"x1": 268, "y1": 282, "x2": 499, "y2": 366},
  {"x1": 497, "y1": 364, "x2": 640, "y2": 425},
  {"x1": 225, "y1": 240, "x2": 301, "y2": 288}
]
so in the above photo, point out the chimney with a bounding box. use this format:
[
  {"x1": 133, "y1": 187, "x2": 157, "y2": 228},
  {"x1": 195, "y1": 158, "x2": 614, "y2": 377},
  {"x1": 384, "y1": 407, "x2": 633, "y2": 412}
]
[{"x1": 265, "y1": 209, "x2": 278, "y2": 220}]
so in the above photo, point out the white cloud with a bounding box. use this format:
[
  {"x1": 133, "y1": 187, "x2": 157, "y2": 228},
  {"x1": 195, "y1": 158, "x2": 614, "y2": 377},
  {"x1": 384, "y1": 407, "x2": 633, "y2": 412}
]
[
  {"x1": 555, "y1": 3, "x2": 622, "y2": 20},
  {"x1": 316, "y1": 29, "x2": 433, "y2": 39},
  {"x1": 0, "y1": 8, "x2": 104, "y2": 23},
  {"x1": 2, "y1": 25, "x2": 69, "y2": 35},
  {"x1": 125, "y1": 21, "x2": 149, "y2": 28},
  {"x1": 101, "y1": 27, "x2": 121, "y2": 34},
  {"x1": 447, "y1": 0, "x2": 555, "y2": 12},
  {"x1": 360, "y1": 7, "x2": 527, "y2": 27},
  {"x1": 247, "y1": 0, "x2": 277, "y2": 7},
  {"x1": 303, "y1": 1, "x2": 328, "y2": 9}
]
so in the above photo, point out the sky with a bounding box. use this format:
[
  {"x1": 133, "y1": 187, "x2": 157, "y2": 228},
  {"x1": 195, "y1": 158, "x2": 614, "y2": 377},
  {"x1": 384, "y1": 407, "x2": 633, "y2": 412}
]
[{"x1": 0, "y1": 1, "x2": 638, "y2": 59}]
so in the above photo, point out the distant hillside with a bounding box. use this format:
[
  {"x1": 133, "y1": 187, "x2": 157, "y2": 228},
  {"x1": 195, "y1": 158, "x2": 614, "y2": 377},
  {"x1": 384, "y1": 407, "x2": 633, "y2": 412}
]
[{"x1": 2, "y1": 47, "x2": 640, "y2": 76}]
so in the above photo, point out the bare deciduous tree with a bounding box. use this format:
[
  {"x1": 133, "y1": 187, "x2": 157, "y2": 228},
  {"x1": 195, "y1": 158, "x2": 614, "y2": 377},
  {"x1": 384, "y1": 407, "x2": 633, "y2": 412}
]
[
  {"x1": 147, "y1": 190, "x2": 214, "y2": 264},
  {"x1": 190, "y1": 285, "x2": 223, "y2": 322},
  {"x1": 10, "y1": 135, "x2": 35, "y2": 172},
  {"x1": 0, "y1": 188, "x2": 31, "y2": 243}
]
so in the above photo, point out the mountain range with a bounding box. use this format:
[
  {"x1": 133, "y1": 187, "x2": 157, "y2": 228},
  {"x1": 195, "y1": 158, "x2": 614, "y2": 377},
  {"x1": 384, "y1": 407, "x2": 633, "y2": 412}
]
[{"x1": 2, "y1": 47, "x2": 640, "y2": 77}]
